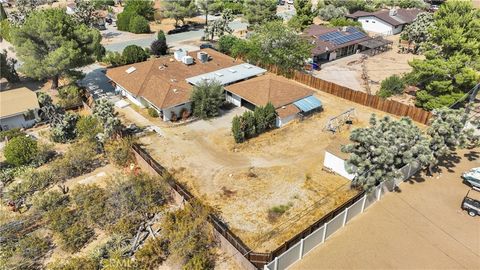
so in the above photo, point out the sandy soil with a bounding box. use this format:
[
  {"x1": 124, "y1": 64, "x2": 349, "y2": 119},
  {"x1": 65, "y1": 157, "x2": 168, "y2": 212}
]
[
  {"x1": 291, "y1": 148, "x2": 480, "y2": 270},
  {"x1": 136, "y1": 78, "x2": 395, "y2": 252},
  {"x1": 313, "y1": 35, "x2": 424, "y2": 105}
]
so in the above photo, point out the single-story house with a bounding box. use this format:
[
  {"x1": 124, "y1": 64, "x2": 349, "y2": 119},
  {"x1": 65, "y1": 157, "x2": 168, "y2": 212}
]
[
  {"x1": 106, "y1": 48, "x2": 266, "y2": 121},
  {"x1": 224, "y1": 74, "x2": 322, "y2": 127},
  {"x1": 347, "y1": 8, "x2": 422, "y2": 35},
  {"x1": 323, "y1": 139, "x2": 355, "y2": 180},
  {"x1": 0, "y1": 87, "x2": 40, "y2": 131},
  {"x1": 304, "y1": 25, "x2": 393, "y2": 63}
]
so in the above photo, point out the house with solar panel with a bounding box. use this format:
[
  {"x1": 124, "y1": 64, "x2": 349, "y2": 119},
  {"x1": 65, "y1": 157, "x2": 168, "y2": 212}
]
[{"x1": 304, "y1": 25, "x2": 393, "y2": 64}]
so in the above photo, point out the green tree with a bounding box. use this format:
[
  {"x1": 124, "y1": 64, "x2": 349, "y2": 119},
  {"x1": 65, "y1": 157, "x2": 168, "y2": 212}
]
[
  {"x1": 288, "y1": 0, "x2": 317, "y2": 31},
  {"x1": 72, "y1": 0, "x2": 99, "y2": 27},
  {"x1": 129, "y1": 15, "x2": 150, "y2": 33},
  {"x1": 191, "y1": 79, "x2": 225, "y2": 119},
  {"x1": 122, "y1": 44, "x2": 149, "y2": 64},
  {"x1": 12, "y1": 8, "x2": 102, "y2": 89},
  {"x1": 399, "y1": 0, "x2": 427, "y2": 9},
  {"x1": 244, "y1": 0, "x2": 278, "y2": 26},
  {"x1": 50, "y1": 112, "x2": 79, "y2": 143},
  {"x1": 231, "y1": 115, "x2": 244, "y2": 143},
  {"x1": 328, "y1": 17, "x2": 362, "y2": 28},
  {"x1": 150, "y1": 30, "x2": 168, "y2": 56},
  {"x1": 4, "y1": 136, "x2": 38, "y2": 166},
  {"x1": 93, "y1": 99, "x2": 123, "y2": 140},
  {"x1": 400, "y1": 12, "x2": 433, "y2": 51},
  {"x1": 76, "y1": 115, "x2": 102, "y2": 142},
  {"x1": 124, "y1": 0, "x2": 155, "y2": 20},
  {"x1": 377, "y1": 75, "x2": 405, "y2": 98},
  {"x1": 197, "y1": 0, "x2": 222, "y2": 26},
  {"x1": 242, "y1": 110, "x2": 256, "y2": 138},
  {"x1": 117, "y1": 10, "x2": 135, "y2": 31},
  {"x1": 104, "y1": 137, "x2": 135, "y2": 167},
  {"x1": 247, "y1": 21, "x2": 313, "y2": 75},
  {"x1": 162, "y1": 0, "x2": 196, "y2": 27},
  {"x1": 342, "y1": 115, "x2": 433, "y2": 191},
  {"x1": 317, "y1": 5, "x2": 348, "y2": 21},
  {"x1": 406, "y1": 1, "x2": 480, "y2": 110},
  {"x1": 217, "y1": 35, "x2": 240, "y2": 54},
  {"x1": 58, "y1": 85, "x2": 83, "y2": 107},
  {"x1": 0, "y1": 49, "x2": 19, "y2": 83}
]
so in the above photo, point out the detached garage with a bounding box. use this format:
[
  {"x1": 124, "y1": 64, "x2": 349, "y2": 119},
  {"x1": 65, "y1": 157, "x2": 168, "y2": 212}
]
[{"x1": 224, "y1": 74, "x2": 322, "y2": 127}]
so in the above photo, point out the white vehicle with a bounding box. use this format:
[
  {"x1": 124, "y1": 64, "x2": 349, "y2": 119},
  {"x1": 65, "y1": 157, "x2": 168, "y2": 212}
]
[
  {"x1": 462, "y1": 167, "x2": 480, "y2": 191},
  {"x1": 287, "y1": 0, "x2": 294, "y2": 4}
]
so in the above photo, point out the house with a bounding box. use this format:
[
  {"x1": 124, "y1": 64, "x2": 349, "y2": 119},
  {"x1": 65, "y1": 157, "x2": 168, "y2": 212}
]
[
  {"x1": 0, "y1": 88, "x2": 40, "y2": 131},
  {"x1": 224, "y1": 74, "x2": 322, "y2": 127},
  {"x1": 305, "y1": 25, "x2": 393, "y2": 63},
  {"x1": 323, "y1": 139, "x2": 355, "y2": 180},
  {"x1": 347, "y1": 8, "x2": 422, "y2": 35},
  {"x1": 106, "y1": 48, "x2": 266, "y2": 121}
]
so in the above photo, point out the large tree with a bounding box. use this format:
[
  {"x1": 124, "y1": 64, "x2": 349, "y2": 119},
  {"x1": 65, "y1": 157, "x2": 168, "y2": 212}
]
[
  {"x1": 191, "y1": 79, "x2": 224, "y2": 119},
  {"x1": 288, "y1": 0, "x2": 317, "y2": 31},
  {"x1": 204, "y1": 9, "x2": 233, "y2": 40},
  {"x1": 12, "y1": 8, "x2": 103, "y2": 89},
  {"x1": 342, "y1": 115, "x2": 434, "y2": 191},
  {"x1": 246, "y1": 21, "x2": 313, "y2": 75},
  {"x1": 406, "y1": 1, "x2": 480, "y2": 110},
  {"x1": 162, "y1": 0, "x2": 196, "y2": 27},
  {"x1": 244, "y1": 0, "x2": 278, "y2": 26},
  {"x1": 72, "y1": 0, "x2": 99, "y2": 27},
  {"x1": 0, "y1": 50, "x2": 19, "y2": 83}
]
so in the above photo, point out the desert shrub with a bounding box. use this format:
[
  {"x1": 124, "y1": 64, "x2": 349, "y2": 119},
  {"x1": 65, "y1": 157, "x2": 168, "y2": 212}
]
[
  {"x1": 76, "y1": 115, "x2": 102, "y2": 142},
  {"x1": 0, "y1": 128, "x2": 25, "y2": 141},
  {"x1": 134, "y1": 238, "x2": 168, "y2": 269},
  {"x1": 45, "y1": 206, "x2": 76, "y2": 233},
  {"x1": 33, "y1": 190, "x2": 69, "y2": 212},
  {"x1": 5, "y1": 169, "x2": 56, "y2": 202},
  {"x1": 191, "y1": 80, "x2": 224, "y2": 119},
  {"x1": 50, "y1": 141, "x2": 97, "y2": 180},
  {"x1": 129, "y1": 15, "x2": 150, "y2": 34},
  {"x1": 104, "y1": 138, "x2": 135, "y2": 167},
  {"x1": 50, "y1": 112, "x2": 79, "y2": 143},
  {"x1": 107, "y1": 213, "x2": 144, "y2": 237},
  {"x1": 0, "y1": 165, "x2": 31, "y2": 186},
  {"x1": 122, "y1": 45, "x2": 149, "y2": 64},
  {"x1": 58, "y1": 85, "x2": 83, "y2": 107},
  {"x1": 32, "y1": 142, "x2": 56, "y2": 166},
  {"x1": 102, "y1": 51, "x2": 126, "y2": 67},
  {"x1": 147, "y1": 107, "x2": 159, "y2": 117},
  {"x1": 72, "y1": 184, "x2": 108, "y2": 228},
  {"x1": 17, "y1": 234, "x2": 51, "y2": 260},
  {"x1": 183, "y1": 250, "x2": 215, "y2": 270},
  {"x1": 4, "y1": 136, "x2": 38, "y2": 166},
  {"x1": 0, "y1": 19, "x2": 12, "y2": 42},
  {"x1": 268, "y1": 203, "x2": 292, "y2": 221},
  {"x1": 60, "y1": 222, "x2": 95, "y2": 253},
  {"x1": 378, "y1": 75, "x2": 405, "y2": 98},
  {"x1": 47, "y1": 256, "x2": 99, "y2": 270}
]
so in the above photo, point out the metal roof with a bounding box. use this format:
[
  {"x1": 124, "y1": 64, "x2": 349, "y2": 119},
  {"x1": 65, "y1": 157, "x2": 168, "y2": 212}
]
[
  {"x1": 185, "y1": 63, "x2": 267, "y2": 86},
  {"x1": 293, "y1": 95, "x2": 322, "y2": 112}
]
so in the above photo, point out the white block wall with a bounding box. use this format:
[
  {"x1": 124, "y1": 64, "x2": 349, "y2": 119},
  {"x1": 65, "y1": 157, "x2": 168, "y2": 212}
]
[
  {"x1": 323, "y1": 151, "x2": 355, "y2": 180},
  {"x1": 357, "y1": 16, "x2": 403, "y2": 35}
]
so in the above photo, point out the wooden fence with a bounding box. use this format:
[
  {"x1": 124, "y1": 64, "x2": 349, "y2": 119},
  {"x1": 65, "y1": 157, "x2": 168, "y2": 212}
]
[{"x1": 264, "y1": 65, "x2": 432, "y2": 125}]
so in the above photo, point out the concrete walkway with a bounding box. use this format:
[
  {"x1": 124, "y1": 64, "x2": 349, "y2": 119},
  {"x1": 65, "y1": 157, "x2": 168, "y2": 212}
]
[{"x1": 290, "y1": 149, "x2": 480, "y2": 270}]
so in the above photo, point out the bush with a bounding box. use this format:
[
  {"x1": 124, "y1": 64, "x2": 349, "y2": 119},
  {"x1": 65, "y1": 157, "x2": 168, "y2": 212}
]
[
  {"x1": 102, "y1": 51, "x2": 126, "y2": 67},
  {"x1": 0, "y1": 128, "x2": 25, "y2": 141},
  {"x1": 0, "y1": 165, "x2": 31, "y2": 186},
  {"x1": 104, "y1": 138, "x2": 135, "y2": 167},
  {"x1": 33, "y1": 190, "x2": 69, "y2": 212},
  {"x1": 135, "y1": 238, "x2": 168, "y2": 269},
  {"x1": 378, "y1": 75, "x2": 405, "y2": 98},
  {"x1": 47, "y1": 256, "x2": 99, "y2": 270},
  {"x1": 147, "y1": 107, "x2": 159, "y2": 117},
  {"x1": 129, "y1": 15, "x2": 150, "y2": 34},
  {"x1": 60, "y1": 222, "x2": 95, "y2": 253},
  {"x1": 329, "y1": 18, "x2": 362, "y2": 28},
  {"x1": 0, "y1": 19, "x2": 12, "y2": 42},
  {"x1": 150, "y1": 39, "x2": 168, "y2": 56},
  {"x1": 17, "y1": 234, "x2": 51, "y2": 260},
  {"x1": 4, "y1": 136, "x2": 38, "y2": 166},
  {"x1": 58, "y1": 85, "x2": 83, "y2": 107},
  {"x1": 217, "y1": 35, "x2": 240, "y2": 54},
  {"x1": 122, "y1": 45, "x2": 149, "y2": 64},
  {"x1": 231, "y1": 103, "x2": 277, "y2": 143},
  {"x1": 116, "y1": 11, "x2": 135, "y2": 31},
  {"x1": 123, "y1": 0, "x2": 154, "y2": 20},
  {"x1": 32, "y1": 142, "x2": 56, "y2": 166},
  {"x1": 76, "y1": 115, "x2": 102, "y2": 142},
  {"x1": 191, "y1": 80, "x2": 224, "y2": 119},
  {"x1": 72, "y1": 184, "x2": 107, "y2": 227},
  {"x1": 50, "y1": 141, "x2": 97, "y2": 180},
  {"x1": 5, "y1": 169, "x2": 56, "y2": 201},
  {"x1": 45, "y1": 206, "x2": 76, "y2": 233},
  {"x1": 183, "y1": 250, "x2": 214, "y2": 270},
  {"x1": 231, "y1": 116, "x2": 244, "y2": 143}
]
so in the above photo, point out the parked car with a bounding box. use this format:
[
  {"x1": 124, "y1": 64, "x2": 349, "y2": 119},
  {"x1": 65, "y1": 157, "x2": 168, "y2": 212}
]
[
  {"x1": 462, "y1": 167, "x2": 480, "y2": 191},
  {"x1": 200, "y1": 43, "x2": 214, "y2": 49},
  {"x1": 461, "y1": 190, "x2": 480, "y2": 217},
  {"x1": 167, "y1": 25, "x2": 190, "y2": 35}
]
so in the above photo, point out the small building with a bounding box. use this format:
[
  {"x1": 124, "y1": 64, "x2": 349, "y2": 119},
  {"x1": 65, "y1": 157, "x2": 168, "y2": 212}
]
[
  {"x1": 304, "y1": 25, "x2": 371, "y2": 63},
  {"x1": 323, "y1": 139, "x2": 355, "y2": 180},
  {"x1": 224, "y1": 74, "x2": 322, "y2": 127},
  {"x1": 106, "y1": 49, "x2": 265, "y2": 122},
  {"x1": 347, "y1": 8, "x2": 422, "y2": 35},
  {"x1": 0, "y1": 87, "x2": 40, "y2": 131}
]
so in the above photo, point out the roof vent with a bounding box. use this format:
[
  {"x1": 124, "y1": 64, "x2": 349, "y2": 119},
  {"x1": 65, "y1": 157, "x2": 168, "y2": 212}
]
[
  {"x1": 215, "y1": 72, "x2": 223, "y2": 77},
  {"x1": 228, "y1": 69, "x2": 237, "y2": 73},
  {"x1": 125, "y1": 66, "x2": 136, "y2": 74},
  {"x1": 243, "y1": 64, "x2": 253, "y2": 69}
]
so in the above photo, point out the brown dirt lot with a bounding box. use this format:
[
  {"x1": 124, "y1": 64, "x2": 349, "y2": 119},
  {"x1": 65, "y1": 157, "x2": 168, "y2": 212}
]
[
  {"x1": 137, "y1": 79, "x2": 396, "y2": 252},
  {"x1": 291, "y1": 149, "x2": 480, "y2": 270}
]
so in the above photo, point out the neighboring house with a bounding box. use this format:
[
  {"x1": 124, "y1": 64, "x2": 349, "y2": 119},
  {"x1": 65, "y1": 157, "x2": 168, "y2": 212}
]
[
  {"x1": 323, "y1": 139, "x2": 355, "y2": 180},
  {"x1": 347, "y1": 8, "x2": 422, "y2": 35},
  {"x1": 106, "y1": 48, "x2": 266, "y2": 121},
  {"x1": 0, "y1": 87, "x2": 40, "y2": 131},
  {"x1": 304, "y1": 25, "x2": 393, "y2": 63},
  {"x1": 224, "y1": 74, "x2": 323, "y2": 127}
]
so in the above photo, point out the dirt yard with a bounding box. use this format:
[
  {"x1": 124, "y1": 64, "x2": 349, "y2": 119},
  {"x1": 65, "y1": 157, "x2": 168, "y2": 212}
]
[
  {"x1": 313, "y1": 35, "x2": 424, "y2": 105},
  {"x1": 136, "y1": 79, "x2": 395, "y2": 252},
  {"x1": 291, "y1": 148, "x2": 480, "y2": 270}
]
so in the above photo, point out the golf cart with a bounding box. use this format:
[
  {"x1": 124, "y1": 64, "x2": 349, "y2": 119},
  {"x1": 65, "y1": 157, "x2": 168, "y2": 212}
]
[
  {"x1": 462, "y1": 167, "x2": 480, "y2": 191},
  {"x1": 461, "y1": 190, "x2": 480, "y2": 217}
]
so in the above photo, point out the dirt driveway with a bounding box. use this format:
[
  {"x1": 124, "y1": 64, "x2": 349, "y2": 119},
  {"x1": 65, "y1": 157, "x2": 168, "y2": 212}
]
[{"x1": 291, "y1": 149, "x2": 480, "y2": 270}]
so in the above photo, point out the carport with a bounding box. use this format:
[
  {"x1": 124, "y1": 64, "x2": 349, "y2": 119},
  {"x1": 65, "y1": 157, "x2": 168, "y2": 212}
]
[{"x1": 359, "y1": 37, "x2": 393, "y2": 56}]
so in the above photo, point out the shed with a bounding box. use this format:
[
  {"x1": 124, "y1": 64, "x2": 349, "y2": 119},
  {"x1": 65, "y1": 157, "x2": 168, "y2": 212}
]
[{"x1": 323, "y1": 138, "x2": 355, "y2": 180}]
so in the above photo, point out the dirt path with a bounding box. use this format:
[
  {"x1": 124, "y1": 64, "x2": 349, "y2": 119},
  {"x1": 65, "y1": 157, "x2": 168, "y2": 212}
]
[{"x1": 291, "y1": 149, "x2": 480, "y2": 270}]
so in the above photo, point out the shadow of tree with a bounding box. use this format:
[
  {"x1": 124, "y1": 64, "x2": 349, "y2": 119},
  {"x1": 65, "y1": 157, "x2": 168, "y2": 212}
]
[{"x1": 463, "y1": 150, "x2": 480, "y2": 162}]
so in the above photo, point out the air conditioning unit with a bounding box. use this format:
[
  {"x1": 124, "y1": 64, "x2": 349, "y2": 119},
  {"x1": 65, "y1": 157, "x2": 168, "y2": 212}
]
[
  {"x1": 197, "y1": 51, "x2": 209, "y2": 63},
  {"x1": 174, "y1": 49, "x2": 187, "y2": 61},
  {"x1": 182, "y1": 55, "x2": 194, "y2": 65}
]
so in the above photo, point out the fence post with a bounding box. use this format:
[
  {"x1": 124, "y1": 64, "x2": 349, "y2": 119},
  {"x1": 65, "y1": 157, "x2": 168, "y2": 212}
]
[
  {"x1": 274, "y1": 257, "x2": 278, "y2": 270},
  {"x1": 361, "y1": 195, "x2": 367, "y2": 212},
  {"x1": 322, "y1": 223, "x2": 327, "y2": 243},
  {"x1": 342, "y1": 209, "x2": 348, "y2": 226},
  {"x1": 299, "y1": 238, "x2": 304, "y2": 259},
  {"x1": 376, "y1": 183, "x2": 382, "y2": 201}
]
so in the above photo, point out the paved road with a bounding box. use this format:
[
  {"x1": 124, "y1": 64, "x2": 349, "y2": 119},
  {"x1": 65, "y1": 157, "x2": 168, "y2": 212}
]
[{"x1": 104, "y1": 20, "x2": 248, "y2": 52}]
